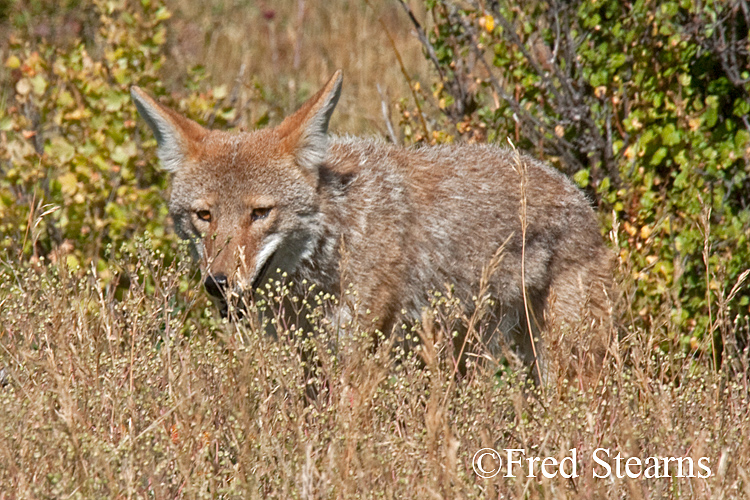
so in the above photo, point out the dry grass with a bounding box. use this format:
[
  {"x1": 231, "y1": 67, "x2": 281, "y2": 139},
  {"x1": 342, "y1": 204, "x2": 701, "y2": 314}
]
[
  {"x1": 1, "y1": 2, "x2": 750, "y2": 498},
  {"x1": 0, "y1": 241, "x2": 749, "y2": 499},
  {"x1": 163, "y1": 0, "x2": 428, "y2": 136}
]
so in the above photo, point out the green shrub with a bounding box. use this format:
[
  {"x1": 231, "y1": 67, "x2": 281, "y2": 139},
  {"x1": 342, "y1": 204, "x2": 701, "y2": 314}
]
[
  {"x1": 398, "y1": 0, "x2": 750, "y2": 359},
  {"x1": 0, "y1": 0, "x2": 235, "y2": 278}
]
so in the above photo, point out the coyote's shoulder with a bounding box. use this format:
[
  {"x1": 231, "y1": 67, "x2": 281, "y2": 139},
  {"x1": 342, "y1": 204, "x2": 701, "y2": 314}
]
[{"x1": 131, "y1": 70, "x2": 613, "y2": 381}]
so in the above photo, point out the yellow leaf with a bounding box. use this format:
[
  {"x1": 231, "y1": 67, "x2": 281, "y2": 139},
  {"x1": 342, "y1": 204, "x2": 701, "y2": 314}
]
[
  {"x1": 213, "y1": 85, "x2": 228, "y2": 100},
  {"x1": 65, "y1": 254, "x2": 80, "y2": 270},
  {"x1": 5, "y1": 55, "x2": 20, "y2": 69},
  {"x1": 154, "y1": 6, "x2": 171, "y2": 21},
  {"x1": 64, "y1": 108, "x2": 90, "y2": 121},
  {"x1": 483, "y1": 14, "x2": 495, "y2": 33},
  {"x1": 59, "y1": 172, "x2": 78, "y2": 196},
  {"x1": 31, "y1": 74, "x2": 47, "y2": 96},
  {"x1": 152, "y1": 27, "x2": 167, "y2": 45}
]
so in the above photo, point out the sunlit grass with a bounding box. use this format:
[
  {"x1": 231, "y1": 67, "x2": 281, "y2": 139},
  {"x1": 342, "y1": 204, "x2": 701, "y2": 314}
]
[{"x1": 0, "y1": 240, "x2": 748, "y2": 498}]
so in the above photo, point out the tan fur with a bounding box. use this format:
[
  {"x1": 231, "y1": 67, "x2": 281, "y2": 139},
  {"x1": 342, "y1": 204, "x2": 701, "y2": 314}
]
[{"x1": 131, "y1": 71, "x2": 613, "y2": 381}]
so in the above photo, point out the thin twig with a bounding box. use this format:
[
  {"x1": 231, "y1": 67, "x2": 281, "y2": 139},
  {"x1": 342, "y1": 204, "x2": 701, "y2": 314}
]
[
  {"x1": 376, "y1": 83, "x2": 399, "y2": 144},
  {"x1": 366, "y1": 0, "x2": 430, "y2": 139},
  {"x1": 397, "y1": 0, "x2": 446, "y2": 82}
]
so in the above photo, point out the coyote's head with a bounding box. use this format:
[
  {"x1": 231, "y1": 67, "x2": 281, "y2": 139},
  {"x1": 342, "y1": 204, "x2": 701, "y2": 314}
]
[{"x1": 131, "y1": 72, "x2": 343, "y2": 315}]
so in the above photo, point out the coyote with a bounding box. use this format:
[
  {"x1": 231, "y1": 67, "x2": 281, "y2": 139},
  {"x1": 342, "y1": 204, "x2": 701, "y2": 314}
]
[{"x1": 131, "y1": 71, "x2": 612, "y2": 380}]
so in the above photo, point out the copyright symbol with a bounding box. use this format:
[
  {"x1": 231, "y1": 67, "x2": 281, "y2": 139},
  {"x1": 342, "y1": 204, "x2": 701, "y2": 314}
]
[{"x1": 473, "y1": 448, "x2": 502, "y2": 478}]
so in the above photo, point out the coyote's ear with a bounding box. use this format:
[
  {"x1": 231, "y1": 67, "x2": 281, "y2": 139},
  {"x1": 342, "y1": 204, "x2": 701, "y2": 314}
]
[
  {"x1": 130, "y1": 86, "x2": 207, "y2": 172},
  {"x1": 277, "y1": 70, "x2": 342, "y2": 180}
]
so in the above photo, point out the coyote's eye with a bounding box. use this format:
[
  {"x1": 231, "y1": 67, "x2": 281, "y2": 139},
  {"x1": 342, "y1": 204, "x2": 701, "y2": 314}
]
[
  {"x1": 251, "y1": 207, "x2": 272, "y2": 222},
  {"x1": 196, "y1": 210, "x2": 212, "y2": 222}
]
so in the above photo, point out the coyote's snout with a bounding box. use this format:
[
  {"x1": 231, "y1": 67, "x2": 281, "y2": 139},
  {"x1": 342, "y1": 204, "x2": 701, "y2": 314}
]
[{"x1": 131, "y1": 71, "x2": 612, "y2": 381}]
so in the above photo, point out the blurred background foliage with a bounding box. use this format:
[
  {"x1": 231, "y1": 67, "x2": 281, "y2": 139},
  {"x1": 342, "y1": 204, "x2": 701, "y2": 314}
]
[
  {"x1": 0, "y1": 0, "x2": 423, "y2": 281},
  {"x1": 0, "y1": 0, "x2": 748, "y2": 364}
]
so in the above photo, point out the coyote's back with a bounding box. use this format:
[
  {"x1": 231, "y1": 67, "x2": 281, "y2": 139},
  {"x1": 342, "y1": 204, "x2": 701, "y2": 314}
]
[{"x1": 131, "y1": 71, "x2": 612, "y2": 381}]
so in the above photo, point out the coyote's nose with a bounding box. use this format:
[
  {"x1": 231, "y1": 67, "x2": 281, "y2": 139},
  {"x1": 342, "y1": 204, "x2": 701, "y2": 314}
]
[{"x1": 204, "y1": 273, "x2": 228, "y2": 299}]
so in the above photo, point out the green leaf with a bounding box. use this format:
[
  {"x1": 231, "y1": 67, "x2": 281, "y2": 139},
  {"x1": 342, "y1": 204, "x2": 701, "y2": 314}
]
[
  {"x1": 47, "y1": 137, "x2": 76, "y2": 164},
  {"x1": 0, "y1": 116, "x2": 13, "y2": 131},
  {"x1": 573, "y1": 168, "x2": 590, "y2": 188},
  {"x1": 661, "y1": 123, "x2": 680, "y2": 146},
  {"x1": 703, "y1": 96, "x2": 719, "y2": 128},
  {"x1": 609, "y1": 53, "x2": 626, "y2": 71},
  {"x1": 103, "y1": 91, "x2": 129, "y2": 112},
  {"x1": 650, "y1": 147, "x2": 668, "y2": 166},
  {"x1": 735, "y1": 130, "x2": 750, "y2": 150},
  {"x1": 59, "y1": 172, "x2": 78, "y2": 196},
  {"x1": 31, "y1": 75, "x2": 48, "y2": 96}
]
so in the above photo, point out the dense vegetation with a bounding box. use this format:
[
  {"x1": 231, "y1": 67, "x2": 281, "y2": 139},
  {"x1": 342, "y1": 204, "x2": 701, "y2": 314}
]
[
  {"x1": 0, "y1": 0, "x2": 748, "y2": 497},
  {"x1": 396, "y1": 0, "x2": 750, "y2": 361}
]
